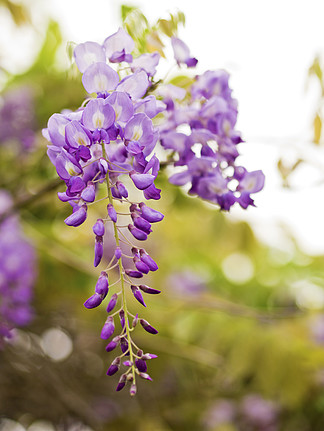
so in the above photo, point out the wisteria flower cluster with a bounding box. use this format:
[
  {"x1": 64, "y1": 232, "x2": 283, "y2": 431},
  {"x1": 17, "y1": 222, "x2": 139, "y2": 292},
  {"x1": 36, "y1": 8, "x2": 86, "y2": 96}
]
[
  {"x1": 43, "y1": 24, "x2": 264, "y2": 395},
  {"x1": 0, "y1": 86, "x2": 36, "y2": 150},
  {"x1": 0, "y1": 191, "x2": 36, "y2": 348}
]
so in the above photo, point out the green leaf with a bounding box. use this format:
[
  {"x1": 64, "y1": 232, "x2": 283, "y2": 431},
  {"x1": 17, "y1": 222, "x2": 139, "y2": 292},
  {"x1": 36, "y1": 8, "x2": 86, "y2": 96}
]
[
  {"x1": 158, "y1": 19, "x2": 173, "y2": 37},
  {"x1": 169, "y1": 75, "x2": 194, "y2": 89},
  {"x1": 31, "y1": 20, "x2": 62, "y2": 71},
  {"x1": 121, "y1": 5, "x2": 137, "y2": 22},
  {"x1": 314, "y1": 113, "x2": 322, "y2": 144}
]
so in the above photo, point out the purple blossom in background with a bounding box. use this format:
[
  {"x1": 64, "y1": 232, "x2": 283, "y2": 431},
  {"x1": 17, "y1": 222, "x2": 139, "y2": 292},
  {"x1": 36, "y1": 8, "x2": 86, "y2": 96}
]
[
  {"x1": 0, "y1": 86, "x2": 36, "y2": 150},
  {"x1": 167, "y1": 270, "x2": 207, "y2": 297},
  {"x1": 241, "y1": 394, "x2": 279, "y2": 431},
  {"x1": 203, "y1": 399, "x2": 236, "y2": 429},
  {"x1": 0, "y1": 191, "x2": 36, "y2": 347}
]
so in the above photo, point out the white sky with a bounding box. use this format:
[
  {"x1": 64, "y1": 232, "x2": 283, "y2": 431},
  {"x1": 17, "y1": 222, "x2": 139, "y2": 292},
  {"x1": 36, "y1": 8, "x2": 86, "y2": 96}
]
[{"x1": 2, "y1": 0, "x2": 324, "y2": 254}]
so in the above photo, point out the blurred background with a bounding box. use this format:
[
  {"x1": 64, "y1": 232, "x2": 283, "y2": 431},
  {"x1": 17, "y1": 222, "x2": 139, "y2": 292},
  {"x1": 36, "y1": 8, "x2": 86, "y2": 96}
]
[{"x1": 2, "y1": 1, "x2": 324, "y2": 430}]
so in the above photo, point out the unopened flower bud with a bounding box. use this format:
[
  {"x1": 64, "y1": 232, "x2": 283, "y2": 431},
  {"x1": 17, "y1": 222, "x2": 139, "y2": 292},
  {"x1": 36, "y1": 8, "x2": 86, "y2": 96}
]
[
  {"x1": 135, "y1": 358, "x2": 147, "y2": 372},
  {"x1": 139, "y1": 372, "x2": 153, "y2": 381},
  {"x1": 139, "y1": 284, "x2": 161, "y2": 294},
  {"x1": 128, "y1": 224, "x2": 148, "y2": 241},
  {"x1": 116, "y1": 373, "x2": 127, "y2": 392},
  {"x1": 93, "y1": 219, "x2": 105, "y2": 236},
  {"x1": 101, "y1": 316, "x2": 115, "y2": 339},
  {"x1": 140, "y1": 318, "x2": 158, "y2": 334},
  {"x1": 94, "y1": 236, "x2": 103, "y2": 267},
  {"x1": 125, "y1": 269, "x2": 143, "y2": 279},
  {"x1": 131, "y1": 285, "x2": 146, "y2": 307},
  {"x1": 132, "y1": 313, "x2": 139, "y2": 328},
  {"x1": 107, "y1": 203, "x2": 117, "y2": 222},
  {"x1": 107, "y1": 293, "x2": 118, "y2": 313},
  {"x1": 139, "y1": 202, "x2": 164, "y2": 223},
  {"x1": 130, "y1": 383, "x2": 137, "y2": 396},
  {"x1": 95, "y1": 271, "x2": 109, "y2": 296},
  {"x1": 115, "y1": 247, "x2": 122, "y2": 260}
]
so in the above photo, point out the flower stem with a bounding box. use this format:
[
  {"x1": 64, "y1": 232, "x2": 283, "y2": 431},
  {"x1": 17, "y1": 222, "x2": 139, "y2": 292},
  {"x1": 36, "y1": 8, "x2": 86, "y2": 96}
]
[{"x1": 101, "y1": 143, "x2": 136, "y2": 389}]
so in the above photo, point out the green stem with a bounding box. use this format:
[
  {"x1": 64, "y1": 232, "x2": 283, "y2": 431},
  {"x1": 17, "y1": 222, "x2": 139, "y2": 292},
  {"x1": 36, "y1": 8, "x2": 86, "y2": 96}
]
[{"x1": 101, "y1": 143, "x2": 136, "y2": 389}]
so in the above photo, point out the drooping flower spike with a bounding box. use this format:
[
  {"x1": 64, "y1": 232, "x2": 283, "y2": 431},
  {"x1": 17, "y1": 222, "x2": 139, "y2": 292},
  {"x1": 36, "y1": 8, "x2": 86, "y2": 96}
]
[{"x1": 44, "y1": 19, "x2": 264, "y2": 395}]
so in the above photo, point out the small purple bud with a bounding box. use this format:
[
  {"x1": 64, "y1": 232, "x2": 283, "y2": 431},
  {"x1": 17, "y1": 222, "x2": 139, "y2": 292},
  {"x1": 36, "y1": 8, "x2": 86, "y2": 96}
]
[
  {"x1": 116, "y1": 181, "x2": 128, "y2": 198},
  {"x1": 123, "y1": 360, "x2": 133, "y2": 367},
  {"x1": 119, "y1": 310, "x2": 125, "y2": 328},
  {"x1": 120, "y1": 338, "x2": 129, "y2": 355},
  {"x1": 131, "y1": 247, "x2": 139, "y2": 256},
  {"x1": 107, "y1": 357, "x2": 120, "y2": 376},
  {"x1": 111, "y1": 186, "x2": 122, "y2": 199},
  {"x1": 139, "y1": 249, "x2": 158, "y2": 271},
  {"x1": 107, "y1": 293, "x2": 118, "y2": 313},
  {"x1": 142, "y1": 353, "x2": 158, "y2": 360},
  {"x1": 140, "y1": 318, "x2": 158, "y2": 334},
  {"x1": 134, "y1": 256, "x2": 150, "y2": 274},
  {"x1": 116, "y1": 374, "x2": 127, "y2": 392},
  {"x1": 95, "y1": 271, "x2": 109, "y2": 296},
  {"x1": 139, "y1": 372, "x2": 153, "y2": 381},
  {"x1": 106, "y1": 336, "x2": 120, "y2": 352},
  {"x1": 115, "y1": 247, "x2": 122, "y2": 260},
  {"x1": 137, "y1": 349, "x2": 143, "y2": 357},
  {"x1": 81, "y1": 182, "x2": 96, "y2": 202},
  {"x1": 98, "y1": 158, "x2": 108, "y2": 174},
  {"x1": 131, "y1": 285, "x2": 146, "y2": 307},
  {"x1": 93, "y1": 219, "x2": 105, "y2": 236},
  {"x1": 135, "y1": 358, "x2": 147, "y2": 372},
  {"x1": 107, "y1": 203, "x2": 117, "y2": 222},
  {"x1": 139, "y1": 202, "x2": 164, "y2": 223},
  {"x1": 125, "y1": 269, "x2": 143, "y2": 279},
  {"x1": 139, "y1": 284, "x2": 161, "y2": 294},
  {"x1": 132, "y1": 313, "x2": 139, "y2": 328},
  {"x1": 84, "y1": 293, "x2": 103, "y2": 309},
  {"x1": 64, "y1": 205, "x2": 87, "y2": 227},
  {"x1": 132, "y1": 213, "x2": 152, "y2": 234},
  {"x1": 129, "y1": 203, "x2": 139, "y2": 213},
  {"x1": 130, "y1": 383, "x2": 137, "y2": 396},
  {"x1": 128, "y1": 224, "x2": 148, "y2": 241},
  {"x1": 94, "y1": 236, "x2": 104, "y2": 267},
  {"x1": 101, "y1": 316, "x2": 115, "y2": 339}
]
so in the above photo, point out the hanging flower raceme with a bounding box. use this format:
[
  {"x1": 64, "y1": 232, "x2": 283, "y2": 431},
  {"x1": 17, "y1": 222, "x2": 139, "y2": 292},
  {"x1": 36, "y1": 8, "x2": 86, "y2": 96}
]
[
  {"x1": 43, "y1": 20, "x2": 264, "y2": 395},
  {"x1": 43, "y1": 28, "x2": 164, "y2": 395},
  {"x1": 0, "y1": 191, "x2": 36, "y2": 348},
  {"x1": 157, "y1": 55, "x2": 265, "y2": 210}
]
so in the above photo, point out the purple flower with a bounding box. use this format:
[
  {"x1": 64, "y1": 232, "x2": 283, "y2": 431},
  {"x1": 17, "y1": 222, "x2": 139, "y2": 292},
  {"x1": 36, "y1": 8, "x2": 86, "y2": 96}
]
[
  {"x1": 82, "y1": 62, "x2": 119, "y2": 94},
  {"x1": 82, "y1": 98, "x2": 115, "y2": 130},
  {"x1": 0, "y1": 192, "x2": 36, "y2": 346},
  {"x1": 131, "y1": 52, "x2": 160, "y2": 76},
  {"x1": 103, "y1": 28, "x2": 134, "y2": 63},
  {"x1": 117, "y1": 71, "x2": 149, "y2": 99},
  {"x1": 124, "y1": 113, "x2": 153, "y2": 145},
  {"x1": 74, "y1": 41, "x2": 106, "y2": 73},
  {"x1": 171, "y1": 37, "x2": 198, "y2": 68}
]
